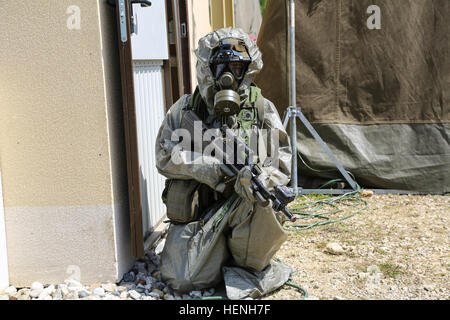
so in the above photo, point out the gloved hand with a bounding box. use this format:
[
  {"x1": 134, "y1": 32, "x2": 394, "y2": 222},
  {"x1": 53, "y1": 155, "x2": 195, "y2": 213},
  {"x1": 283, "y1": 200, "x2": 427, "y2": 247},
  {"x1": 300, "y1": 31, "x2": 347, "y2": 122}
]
[
  {"x1": 234, "y1": 166, "x2": 257, "y2": 203},
  {"x1": 212, "y1": 164, "x2": 235, "y2": 194}
]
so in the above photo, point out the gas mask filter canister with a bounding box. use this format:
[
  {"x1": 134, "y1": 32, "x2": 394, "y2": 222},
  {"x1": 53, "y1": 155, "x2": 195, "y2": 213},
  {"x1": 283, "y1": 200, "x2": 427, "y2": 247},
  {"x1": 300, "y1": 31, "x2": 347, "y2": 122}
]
[{"x1": 213, "y1": 72, "x2": 241, "y2": 116}]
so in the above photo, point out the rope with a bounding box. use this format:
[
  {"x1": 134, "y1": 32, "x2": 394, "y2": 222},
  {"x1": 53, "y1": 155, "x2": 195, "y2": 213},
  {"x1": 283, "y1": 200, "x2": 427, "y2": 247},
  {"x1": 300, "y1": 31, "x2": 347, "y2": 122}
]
[
  {"x1": 285, "y1": 282, "x2": 308, "y2": 300},
  {"x1": 285, "y1": 190, "x2": 368, "y2": 232}
]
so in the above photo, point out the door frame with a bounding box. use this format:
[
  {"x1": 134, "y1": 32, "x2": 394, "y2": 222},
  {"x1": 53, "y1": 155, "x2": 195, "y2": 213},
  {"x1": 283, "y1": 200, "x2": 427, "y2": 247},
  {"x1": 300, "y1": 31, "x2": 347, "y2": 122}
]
[
  {"x1": 113, "y1": 0, "x2": 144, "y2": 257},
  {"x1": 165, "y1": 0, "x2": 192, "y2": 104},
  {"x1": 111, "y1": 0, "x2": 193, "y2": 257}
]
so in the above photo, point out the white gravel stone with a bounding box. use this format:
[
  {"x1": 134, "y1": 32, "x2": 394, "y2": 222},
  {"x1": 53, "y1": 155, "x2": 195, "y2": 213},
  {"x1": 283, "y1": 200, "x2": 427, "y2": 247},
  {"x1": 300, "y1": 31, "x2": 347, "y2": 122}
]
[
  {"x1": 93, "y1": 287, "x2": 105, "y2": 297},
  {"x1": 129, "y1": 290, "x2": 141, "y2": 300},
  {"x1": 78, "y1": 289, "x2": 91, "y2": 298},
  {"x1": 146, "y1": 276, "x2": 157, "y2": 286},
  {"x1": 38, "y1": 290, "x2": 51, "y2": 300},
  {"x1": 0, "y1": 294, "x2": 9, "y2": 300},
  {"x1": 136, "y1": 272, "x2": 147, "y2": 282},
  {"x1": 136, "y1": 283, "x2": 146, "y2": 291},
  {"x1": 44, "y1": 284, "x2": 56, "y2": 295},
  {"x1": 52, "y1": 289, "x2": 63, "y2": 300},
  {"x1": 144, "y1": 284, "x2": 152, "y2": 291},
  {"x1": 102, "y1": 283, "x2": 116, "y2": 292},
  {"x1": 326, "y1": 243, "x2": 345, "y2": 255},
  {"x1": 63, "y1": 292, "x2": 78, "y2": 300},
  {"x1": 61, "y1": 287, "x2": 70, "y2": 297},
  {"x1": 120, "y1": 291, "x2": 129, "y2": 300},
  {"x1": 18, "y1": 288, "x2": 30, "y2": 295},
  {"x1": 4, "y1": 286, "x2": 17, "y2": 295},
  {"x1": 121, "y1": 282, "x2": 136, "y2": 291},
  {"x1": 31, "y1": 282, "x2": 44, "y2": 291},
  {"x1": 18, "y1": 294, "x2": 31, "y2": 300},
  {"x1": 68, "y1": 287, "x2": 80, "y2": 294},
  {"x1": 122, "y1": 271, "x2": 135, "y2": 282},
  {"x1": 151, "y1": 289, "x2": 164, "y2": 298},
  {"x1": 116, "y1": 286, "x2": 127, "y2": 293},
  {"x1": 30, "y1": 289, "x2": 42, "y2": 298},
  {"x1": 190, "y1": 290, "x2": 202, "y2": 298}
]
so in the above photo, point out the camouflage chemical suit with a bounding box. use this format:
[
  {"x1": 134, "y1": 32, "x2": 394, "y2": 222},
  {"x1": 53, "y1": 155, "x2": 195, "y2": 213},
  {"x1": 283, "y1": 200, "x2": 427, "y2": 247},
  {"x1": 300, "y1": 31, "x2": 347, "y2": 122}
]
[{"x1": 155, "y1": 28, "x2": 293, "y2": 299}]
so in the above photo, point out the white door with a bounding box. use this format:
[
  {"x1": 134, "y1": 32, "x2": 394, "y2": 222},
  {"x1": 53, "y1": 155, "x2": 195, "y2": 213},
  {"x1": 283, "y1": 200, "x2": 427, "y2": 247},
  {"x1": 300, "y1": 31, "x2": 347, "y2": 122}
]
[
  {"x1": 131, "y1": 0, "x2": 169, "y2": 60},
  {"x1": 133, "y1": 61, "x2": 167, "y2": 238},
  {"x1": 0, "y1": 170, "x2": 9, "y2": 289},
  {"x1": 131, "y1": 0, "x2": 169, "y2": 238}
]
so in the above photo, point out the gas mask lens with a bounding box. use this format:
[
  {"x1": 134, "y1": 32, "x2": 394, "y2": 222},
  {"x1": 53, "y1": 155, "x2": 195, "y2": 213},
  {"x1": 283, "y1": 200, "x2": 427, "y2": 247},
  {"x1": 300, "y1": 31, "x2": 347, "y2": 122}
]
[
  {"x1": 211, "y1": 61, "x2": 248, "y2": 80},
  {"x1": 212, "y1": 63, "x2": 227, "y2": 79},
  {"x1": 229, "y1": 62, "x2": 246, "y2": 79}
]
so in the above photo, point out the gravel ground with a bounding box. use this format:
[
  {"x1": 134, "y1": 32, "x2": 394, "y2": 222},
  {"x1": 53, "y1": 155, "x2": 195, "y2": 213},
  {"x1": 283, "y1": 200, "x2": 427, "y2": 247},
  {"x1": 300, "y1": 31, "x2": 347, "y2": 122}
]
[
  {"x1": 266, "y1": 193, "x2": 450, "y2": 300},
  {"x1": 0, "y1": 240, "x2": 216, "y2": 301},
  {"x1": 1, "y1": 193, "x2": 448, "y2": 301}
]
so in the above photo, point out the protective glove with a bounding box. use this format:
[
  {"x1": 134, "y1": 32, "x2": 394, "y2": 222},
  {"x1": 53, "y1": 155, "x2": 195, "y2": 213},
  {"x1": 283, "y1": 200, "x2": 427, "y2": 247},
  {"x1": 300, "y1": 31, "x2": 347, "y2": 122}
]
[
  {"x1": 213, "y1": 164, "x2": 236, "y2": 194},
  {"x1": 234, "y1": 166, "x2": 257, "y2": 203}
]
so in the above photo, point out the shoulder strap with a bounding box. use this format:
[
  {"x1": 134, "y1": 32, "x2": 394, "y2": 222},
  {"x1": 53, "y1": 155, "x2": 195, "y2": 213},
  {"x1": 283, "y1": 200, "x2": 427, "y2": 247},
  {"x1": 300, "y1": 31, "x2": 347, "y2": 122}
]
[
  {"x1": 188, "y1": 87, "x2": 201, "y2": 110},
  {"x1": 249, "y1": 85, "x2": 265, "y2": 126},
  {"x1": 186, "y1": 86, "x2": 210, "y2": 120}
]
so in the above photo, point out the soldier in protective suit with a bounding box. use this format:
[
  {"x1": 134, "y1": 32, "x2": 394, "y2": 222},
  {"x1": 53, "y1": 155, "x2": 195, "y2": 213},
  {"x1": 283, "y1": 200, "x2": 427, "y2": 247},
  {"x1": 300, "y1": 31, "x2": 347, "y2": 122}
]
[{"x1": 155, "y1": 28, "x2": 293, "y2": 299}]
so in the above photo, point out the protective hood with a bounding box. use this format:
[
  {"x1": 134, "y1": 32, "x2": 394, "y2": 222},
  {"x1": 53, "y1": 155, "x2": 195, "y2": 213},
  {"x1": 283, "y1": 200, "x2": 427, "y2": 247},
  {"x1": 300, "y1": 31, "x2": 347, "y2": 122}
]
[{"x1": 195, "y1": 27, "x2": 264, "y2": 110}]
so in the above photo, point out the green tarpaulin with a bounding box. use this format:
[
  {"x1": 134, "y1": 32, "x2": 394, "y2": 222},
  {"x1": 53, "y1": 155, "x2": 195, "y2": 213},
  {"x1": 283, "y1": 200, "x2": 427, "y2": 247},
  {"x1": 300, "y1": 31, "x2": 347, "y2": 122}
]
[{"x1": 255, "y1": 0, "x2": 449, "y2": 193}]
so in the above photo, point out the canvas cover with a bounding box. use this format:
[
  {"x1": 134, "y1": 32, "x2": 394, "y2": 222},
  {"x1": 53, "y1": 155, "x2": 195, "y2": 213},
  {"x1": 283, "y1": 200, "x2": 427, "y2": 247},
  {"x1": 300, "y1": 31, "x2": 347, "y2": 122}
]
[{"x1": 255, "y1": 0, "x2": 449, "y2": 193}]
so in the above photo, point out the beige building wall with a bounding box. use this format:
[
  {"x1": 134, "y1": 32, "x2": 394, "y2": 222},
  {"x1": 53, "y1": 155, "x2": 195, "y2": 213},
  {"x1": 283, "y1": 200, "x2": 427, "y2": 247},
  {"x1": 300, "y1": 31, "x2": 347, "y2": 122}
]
[
  {"x1": 187, "y1": 0, "x2": 212, "y2": 89},
  {"x1": 0, "y1": 0, "x2": 133, "y2": 286}
]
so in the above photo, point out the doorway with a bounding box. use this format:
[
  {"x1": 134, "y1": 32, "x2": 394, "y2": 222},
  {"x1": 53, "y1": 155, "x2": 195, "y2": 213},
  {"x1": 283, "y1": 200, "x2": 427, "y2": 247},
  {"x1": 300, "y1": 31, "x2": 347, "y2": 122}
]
[{"x1": 112, "y1": 0, "x2": 192, "y2": 256}]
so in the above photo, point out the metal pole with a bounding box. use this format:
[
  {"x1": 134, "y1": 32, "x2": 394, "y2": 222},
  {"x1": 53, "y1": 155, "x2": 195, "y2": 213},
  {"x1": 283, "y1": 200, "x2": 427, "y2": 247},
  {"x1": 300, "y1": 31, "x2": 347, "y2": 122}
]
[{"x1": 288, "y1": 0, "x2": 298, "y2": 194}]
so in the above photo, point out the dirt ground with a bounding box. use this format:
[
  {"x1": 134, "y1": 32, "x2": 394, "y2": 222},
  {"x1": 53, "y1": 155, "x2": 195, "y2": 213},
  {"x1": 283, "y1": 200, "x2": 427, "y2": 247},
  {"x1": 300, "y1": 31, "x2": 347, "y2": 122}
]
[{"x1": 264, "y1": 193, "x2": 449, "y2": 300}]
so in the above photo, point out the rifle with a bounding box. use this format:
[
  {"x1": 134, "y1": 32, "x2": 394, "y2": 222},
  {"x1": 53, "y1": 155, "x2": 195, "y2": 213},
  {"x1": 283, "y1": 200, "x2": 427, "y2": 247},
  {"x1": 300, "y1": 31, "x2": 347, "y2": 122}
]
[{"x1": 180, "y1": 109, "x2": 297, "y2": 222}]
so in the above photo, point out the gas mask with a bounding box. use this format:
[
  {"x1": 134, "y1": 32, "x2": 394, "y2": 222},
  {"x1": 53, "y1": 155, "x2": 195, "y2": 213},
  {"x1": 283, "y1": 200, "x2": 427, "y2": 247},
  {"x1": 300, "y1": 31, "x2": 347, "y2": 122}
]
[{"x1": 209, "y1": 39, "x2": 251, "y2": 116}]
